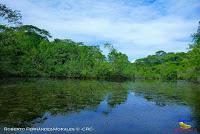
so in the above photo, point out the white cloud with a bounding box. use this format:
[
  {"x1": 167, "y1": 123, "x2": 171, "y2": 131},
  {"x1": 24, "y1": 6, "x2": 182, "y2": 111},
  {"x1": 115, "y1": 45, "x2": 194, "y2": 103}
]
[{"x1": 1, "y1": 0, "x2": 200, "y2": 61}]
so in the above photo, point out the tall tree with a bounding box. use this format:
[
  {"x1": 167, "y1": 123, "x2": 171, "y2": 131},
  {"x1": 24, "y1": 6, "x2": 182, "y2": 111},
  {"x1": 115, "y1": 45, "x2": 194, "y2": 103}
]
[{"x1": 0, "y1": 3, "x2": 22, "y2": 25}]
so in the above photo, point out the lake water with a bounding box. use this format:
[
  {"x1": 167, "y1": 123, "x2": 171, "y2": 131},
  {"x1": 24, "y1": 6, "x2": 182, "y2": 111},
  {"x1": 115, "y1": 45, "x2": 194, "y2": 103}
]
[{"x1": 0, "y1": 79, "x2": 200, "y2": 134}]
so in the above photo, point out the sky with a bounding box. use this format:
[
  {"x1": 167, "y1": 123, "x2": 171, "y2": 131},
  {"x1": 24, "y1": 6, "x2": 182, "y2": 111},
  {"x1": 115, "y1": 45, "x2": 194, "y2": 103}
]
[{"x1": 1, "y1": 0, "x2": 200, "y2": 61}]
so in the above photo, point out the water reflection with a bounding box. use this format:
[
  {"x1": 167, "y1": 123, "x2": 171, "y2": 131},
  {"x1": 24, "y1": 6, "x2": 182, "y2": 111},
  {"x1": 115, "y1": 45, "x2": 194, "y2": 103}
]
[
  {"x1": 0, "y1": 79, "x2": 128, "y2": 127},
  {"x1": 0, "y1": 79, "x2": 199, "y2": 133}
]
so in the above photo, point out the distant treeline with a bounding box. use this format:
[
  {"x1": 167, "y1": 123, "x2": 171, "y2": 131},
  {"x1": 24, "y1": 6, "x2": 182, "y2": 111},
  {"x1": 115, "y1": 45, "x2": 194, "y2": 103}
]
[
  {"x1": 0, "y1": 4, "x2": 199, "y2": 81},
  {"x1": 135, "y1": 25, "x2": 200, "y2": 82},
  {"x1": 135, "y1": 50, "x2": 199, "y2": 81}
]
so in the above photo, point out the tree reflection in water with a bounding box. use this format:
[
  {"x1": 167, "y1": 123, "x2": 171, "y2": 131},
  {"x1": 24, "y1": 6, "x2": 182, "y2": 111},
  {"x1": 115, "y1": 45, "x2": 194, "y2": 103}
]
[{"x1": 0, "y1": 79, "x2": 199, "y2": 132}]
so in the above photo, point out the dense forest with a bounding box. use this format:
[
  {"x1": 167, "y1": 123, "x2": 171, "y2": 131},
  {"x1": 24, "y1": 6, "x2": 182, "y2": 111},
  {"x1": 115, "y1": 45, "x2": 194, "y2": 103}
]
[
  {"x1": 0, "y1": 4, "x2": 200, "y2": 82},
  {"x1": 134, "y1": 27, "x2": 200, "y2": 81}
]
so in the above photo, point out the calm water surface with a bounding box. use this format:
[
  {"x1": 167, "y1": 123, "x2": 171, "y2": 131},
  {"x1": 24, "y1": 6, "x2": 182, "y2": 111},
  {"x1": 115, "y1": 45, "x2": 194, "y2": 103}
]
[{"x1": 0, "y1": 79, "x2": 200, "y2": 134}]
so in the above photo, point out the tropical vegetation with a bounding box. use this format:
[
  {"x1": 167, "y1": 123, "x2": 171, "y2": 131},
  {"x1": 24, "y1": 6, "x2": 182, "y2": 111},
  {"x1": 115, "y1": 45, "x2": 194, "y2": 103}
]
[{"x1": 0, "y1": 4, "x2": 199, "y2": 82}]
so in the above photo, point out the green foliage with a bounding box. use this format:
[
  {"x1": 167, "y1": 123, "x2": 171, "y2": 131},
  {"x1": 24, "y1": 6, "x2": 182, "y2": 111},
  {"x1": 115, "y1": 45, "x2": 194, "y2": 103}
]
[
  {"x1": 0, "y1": 24, "x2": 134, "y2": 80},
  {"x1": 187, "y1": 23, "x2": 200, "y2": 81},
  {"x1": 0, "y1": 3, "x2": 199, "y2": 81},
  {"x1": 0, "y1": 4, "x2": 22, "y2": 25},
  {"x1": 108, "y1": 49, "x2": 134, "y2": 79},
  {"x1": 134, "y1": 51, "x2": 190, "y2": 80},
  {"x1": 0, "y1": 22, "x2": 199, "y2": 81},
  {"x1": 134, "y1": 22, "x2": 200, "y2": 82}
]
